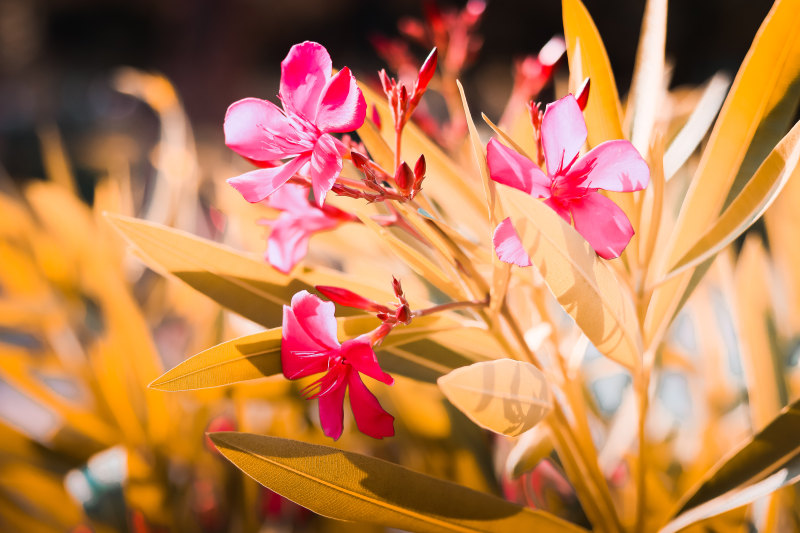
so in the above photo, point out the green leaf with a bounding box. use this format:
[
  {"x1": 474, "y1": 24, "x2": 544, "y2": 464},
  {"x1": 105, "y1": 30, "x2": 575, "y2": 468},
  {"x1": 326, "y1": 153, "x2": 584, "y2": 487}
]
[
  {"x1": 664, "y1": 397, "x2": 800, "y2": 532},
  {"x1": 210, "y1": 432, "x2": 586, "y2": 532}
]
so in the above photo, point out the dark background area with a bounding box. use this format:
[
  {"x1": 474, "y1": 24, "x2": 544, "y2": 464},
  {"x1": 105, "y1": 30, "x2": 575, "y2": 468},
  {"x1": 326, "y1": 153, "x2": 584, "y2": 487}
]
[{"x1": 0, "y1": 0, "x2": 775, "y2": 185}]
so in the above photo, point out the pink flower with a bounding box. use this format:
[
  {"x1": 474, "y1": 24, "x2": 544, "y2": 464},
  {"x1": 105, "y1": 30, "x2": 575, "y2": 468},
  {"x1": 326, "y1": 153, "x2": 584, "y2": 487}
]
[
  {"x1": 260, "y1": 184, "x2": 355, "y2": 274},
  {"x1": 488, "y1": 94, "x2": 649, "y2": 260},
  {"x1": 281, "y1": 291, "x2": 395, "y2": 440},
  {"x1": 225, "y1": 41, "x2": 367, "y2": 207}
]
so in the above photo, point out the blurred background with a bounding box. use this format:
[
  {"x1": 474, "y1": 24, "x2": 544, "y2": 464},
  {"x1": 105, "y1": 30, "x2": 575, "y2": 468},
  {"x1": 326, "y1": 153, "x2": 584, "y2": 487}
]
[
  {"x1": 0, "y1": 0, "x2": 774, "y2": 195},
  {"x1": 0, "y1": 1, "x2": 786, "y2": 532}
]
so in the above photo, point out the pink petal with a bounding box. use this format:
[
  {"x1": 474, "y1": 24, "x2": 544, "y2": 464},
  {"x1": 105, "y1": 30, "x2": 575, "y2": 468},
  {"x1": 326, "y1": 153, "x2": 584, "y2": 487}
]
[
  {"x1": 227, "y1": 156, "x2": 308, "y2": 203},
  {"x1": 266, "y1": 215, "x2": 314, "y2": 274},
  {"x1": 541, "y1": 94, "x2": 587, "y2": 176},
  {"x1": 266, "y1": 210, "x2": 343, "y2": 274},
  {"x1": 567, "y1": 139, "x2": 650, "y2": 192},
  {"x1": 266, "y1": 182, "x2": 314, "y2": 212},
  {"x1": 348, "y1": 373, "x2": 395, "y2": 439},
  {"x1": 318, "y1": 376, "x2": 348, "y2": 440},
  {"x1": 569, "y1": 192, "x2": 634, "y2": 259},
  {"x1": 487, "y1": 139, "x2": 550, "y2": 197},
  {"x1": 341, "y1": 338, "x2": 393, "y2": 385},
  {"x1": 281, "y1": 303, "x2": 331, "y2": 380},
  {"x1": 279, "y1": 41, "x2": 332, "y2": 121},
  {"x1": 289, "y1": 290, "x2": 340, "y2": 350},
  {"x1": 315, "y1": 67, "x2": 367, "y2": 133},
  {"x1": 310, "y1": 134, "x2": 343, "y2": 206},
  {"x1": 224, "y1": 98, "x2": 297, "y2": 161},
  {"x1": 492, "y1": 218, "x2": 532, "y2": 267}
]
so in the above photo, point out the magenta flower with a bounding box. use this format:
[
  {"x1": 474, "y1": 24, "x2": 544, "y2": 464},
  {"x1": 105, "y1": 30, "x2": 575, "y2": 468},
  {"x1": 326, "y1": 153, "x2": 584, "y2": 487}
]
[
  {"x1": 224, "y1": 41, "x2": 367, "y2": 206},
  {"x1": 260, "y1": 184, "x2": 355, "y2": 274},
  {"x1": 281, "y1": 291, "x2": 395, "y2": 440},
  {"x1": 487, "y1": 94, "x2": 649, "y2": 261}
]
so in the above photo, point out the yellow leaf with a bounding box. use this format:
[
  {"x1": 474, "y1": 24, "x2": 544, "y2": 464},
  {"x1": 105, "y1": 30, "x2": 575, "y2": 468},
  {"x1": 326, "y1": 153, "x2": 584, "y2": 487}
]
[
  {"x1": 151, "y1": 314, "x2": 472, "y2": 391},
  {"x1": 645, "y1": 0, "x2": 800, "y2": 346},
  {"x1": 356, "y1": 117, "x2": 394, "y2": 171},
  {"x1": 438, "y1": 359, "x2": 551, "y2": 437},
  {"x1": 499, "y1": 187, "x2": 642, "y2": 369},
  {"x1": 562, "y1": 0, "x2": 624, "y2": 147},
  {"x1": 210, "y1": 432, "x2": 587, "y2": 532},
  {"x1": 626, "y1": 0, "x2": 667, "y2": 154},
  {"x1": 355, "y1": 212, "x2": 466, "y2": 300},
  {"x1": 104, "y1": 214, "x2": 390, "y2": 328},
  {"x1": 665, "y1": 119, "x2": 800, "y2": 279}
]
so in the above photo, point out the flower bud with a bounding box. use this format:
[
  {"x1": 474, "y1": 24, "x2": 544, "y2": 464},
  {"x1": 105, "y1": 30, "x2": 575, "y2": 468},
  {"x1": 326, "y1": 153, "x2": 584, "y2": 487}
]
[
  {"x1": 350, "y1": 151, "x2": 369, "y2": 170},
  {"x1": 575, "y1": 77, "x2": 590, "y2": 111},
  {"x1": 413, "y1": 155, "x2": 426, "y2": 180},
  {"x1": 394, "y1": 162, "x2": 414, "y2": 193},
  {"x1": 416, "y1": 48, "x2": 438, "y2": 94},
  {"x1": 316, "y1": 285, "x2": 390, "y2": 313}
]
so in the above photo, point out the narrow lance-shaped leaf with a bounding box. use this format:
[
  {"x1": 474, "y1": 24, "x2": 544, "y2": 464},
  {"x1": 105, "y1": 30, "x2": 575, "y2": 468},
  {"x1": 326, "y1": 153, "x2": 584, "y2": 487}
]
[
  {"x1": 438, "y1": 359, "x2": 552, "y2": 437},
  {"x1": 645, "y1": 0, "x2": 800, "y2": 345},
  {"x1": 150, "y1": 315, "x2": 494, "y2": 391},
  {"x1": 104, "y1": 214, "x2": 387, "y2": 328},
  {"x1": 664, "y1": 119, "x2": 800, "y2": 280},
  {"x1": 499, "y1": 186, "x2": 642, "y2": 370},
  {"x1": 662, "y1": 397, "x2": 800, "y2": 532},
  {"x1": 210, "y1": 432, "x2": 587, "y2": 533}
]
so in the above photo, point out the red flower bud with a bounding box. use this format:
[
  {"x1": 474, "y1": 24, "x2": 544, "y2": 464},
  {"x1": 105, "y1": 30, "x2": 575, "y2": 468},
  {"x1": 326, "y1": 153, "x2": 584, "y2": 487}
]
[
  {"x1": 416, "y1": 48, "x2": 438, "y2": 94},
  {"x1": 413, "y1": 155, "x2": 426, "y2": 180},
  {"x1": 394, "y1": 161, "x2": 414, "y2": 193},
  {"x1": 399, "y1": 84, "x2": 408, "y2": 107},
  {"x1": 395, "y1": 304, "x2": 412, "y2": 325},
  {"x1": 576, "y1": 77, "x2": 590, "y2": 111},
  {"x1": 350, "y1": 150, "x2": 369, "y2": 170},
  {"x1": 316, "y1": 285, "x2": 390, "y2": 313},
  {"x1": 379, "y1": 69, "x2": 392, "y2": 96},
  {"x1": 370, "y1": 105, "x2": 382, "y2": 130},
  {"x1": 391, "y1": 276, "x2": 404, "y2": 298}
]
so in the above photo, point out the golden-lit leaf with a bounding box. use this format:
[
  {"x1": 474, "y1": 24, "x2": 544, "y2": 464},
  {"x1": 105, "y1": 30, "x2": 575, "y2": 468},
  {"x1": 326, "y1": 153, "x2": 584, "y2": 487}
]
[
  {"x1": 562, "y1": 0, "x2": 624, "y2": 147},
  {"x1": 733, "y1": 237, "x2": 785, "y2": 431},
  {"x1": 663, "y1": 73, "x2": 731, "y2": 180},
  {"x1": 666, "y1": 397, "x2": 800, "y2": 531},
  {"x1": 665, "y1": 119, "x2": 800, "y2": 279},
  {"x1": 438, "y1": 359, "x2": 551, "y2": 437},
  {"x1": 504, "y1": 426, "x2": 554, "y2": 479},
  {"x1": 355, "y1": 212, "x2": 465, "y2": 300},
  {"x1": 357, "y1": 117, "x2": 394, "y2": 171},
  {"x1": 210, "y1": 432, "x2": 586, "y2": 532},
  {"x1": 626, "y1": 0, "x2": 667, "y2": 153},
  {"x1": 105, "y1": 214, "x2": 385, "y2": 328},
  {"x1": 499, "y1": 187, "x2": 642, "y2": 369},
  {"x1": 151, "y1": 314, "x2": 480, "y2": 391},
  {"x1": 646, "y1": 0, "x2": 800, "y2": 344}
]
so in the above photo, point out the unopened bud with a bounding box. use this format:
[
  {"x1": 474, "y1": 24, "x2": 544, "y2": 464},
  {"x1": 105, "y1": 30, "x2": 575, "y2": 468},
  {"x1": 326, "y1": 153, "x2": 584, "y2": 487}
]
[
  {"x1": 399, "y1": 84, "x2": 408, "y2": 107},
  {"x1": 576, "y1": 77, "x2": 590, "y2": 111},
  {"x1": 316, "y1": 285, "x2": 390, "y2": 313},
  {"x1": 350, "y1": 151, "x2": 369, "y2": 170},
  {"x1": 392, "y1": 276, "x2": 404, "y2": 299},
  {"x1": 414, "y1": 155, "x2": 426, "y2": 180},
  {"x1": 416, "y1": 48, "x2": 438, "y2": 94},
  {"x1": 378, "y1": 69, "x2": 392, "y2": 96},
  {"x1": 395, "y1": 162, "x2": 414, "y2": 193},
  {"x1": 395, "y1": 305, "x2": 412, "y2": 325}
]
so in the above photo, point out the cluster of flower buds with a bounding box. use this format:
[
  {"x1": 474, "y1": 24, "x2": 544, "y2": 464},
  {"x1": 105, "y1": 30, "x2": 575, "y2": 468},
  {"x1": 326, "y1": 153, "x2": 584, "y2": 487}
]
[
  {"x1": 350, "y1": 151, "x2": 426, "y2": 201},
  {"x1": 512, "y1": 36, "x2": 567, "y2": 103},
  {"x1": 316, "y1": 276, "x2": 413, "y2": 346},
  {"x1": 379, "y1": 47, "x2": 438, "y2": 132}
]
